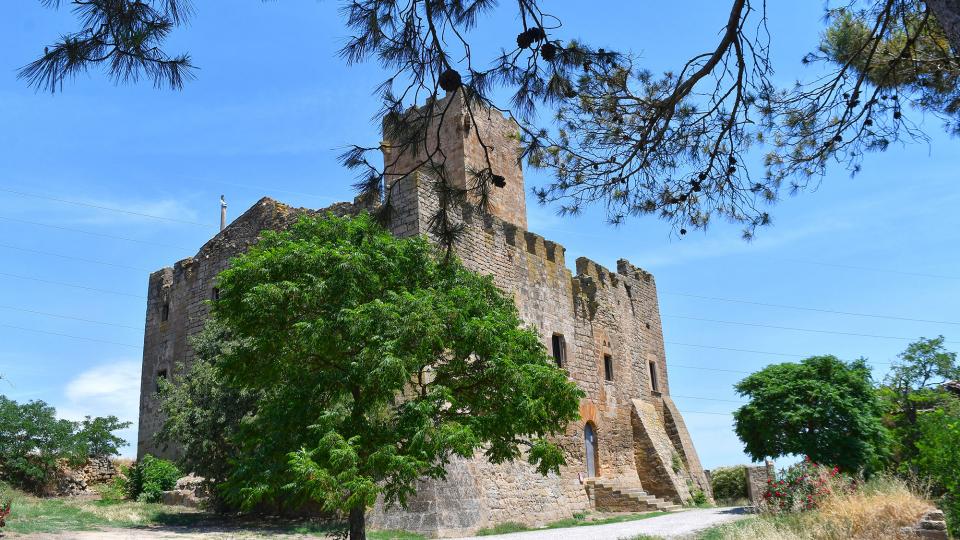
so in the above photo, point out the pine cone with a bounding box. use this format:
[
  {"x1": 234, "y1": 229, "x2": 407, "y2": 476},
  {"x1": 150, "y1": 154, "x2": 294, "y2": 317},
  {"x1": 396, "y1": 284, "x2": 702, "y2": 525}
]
[{"x1": 438, "y1": 69, "x2": 462, "y2": 92}]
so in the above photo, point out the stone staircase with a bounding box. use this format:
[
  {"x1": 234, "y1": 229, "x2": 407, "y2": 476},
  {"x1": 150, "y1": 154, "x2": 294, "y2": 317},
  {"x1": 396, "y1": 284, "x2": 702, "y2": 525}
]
[{"x1": 585, "y1": 479, "x2": 682, "y2": 513}]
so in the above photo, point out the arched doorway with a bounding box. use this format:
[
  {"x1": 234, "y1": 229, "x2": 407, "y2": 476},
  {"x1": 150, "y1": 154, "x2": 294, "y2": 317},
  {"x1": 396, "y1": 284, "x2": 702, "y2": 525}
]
[{"x1": 584, "y1": 423, "x2": 598, "y2": 477}]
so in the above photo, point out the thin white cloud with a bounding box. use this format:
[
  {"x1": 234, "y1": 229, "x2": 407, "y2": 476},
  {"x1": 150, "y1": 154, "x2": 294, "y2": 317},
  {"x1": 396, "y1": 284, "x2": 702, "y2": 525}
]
[
  {"x1": 4, "y1": 191, "x2": 205, "y2": 228},
  {"x1": 60, "y1": 360, "x2": 141, "y2": 457}
]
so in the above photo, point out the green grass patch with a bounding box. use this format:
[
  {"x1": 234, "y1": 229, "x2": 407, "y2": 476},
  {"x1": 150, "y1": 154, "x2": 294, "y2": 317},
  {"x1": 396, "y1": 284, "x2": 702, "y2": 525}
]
[
  {"x1": 0, "y1": 486, "x2": 205, "y2": 534},
  {"x1": 475, "y1": 510, "x2": 673, "y2": 535},
  {"x1": 476, "y1": 521, "x2": 532, "y2": 535},
  {"x1": 697, "y1": 517, "x2": 758, "y2": 540}
]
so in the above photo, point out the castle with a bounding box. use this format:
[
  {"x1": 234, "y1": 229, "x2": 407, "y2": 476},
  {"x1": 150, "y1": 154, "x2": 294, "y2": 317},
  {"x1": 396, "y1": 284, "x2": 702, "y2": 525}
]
[{"x1": 137, "y1": 92, "x2": 711, "y2": 537}]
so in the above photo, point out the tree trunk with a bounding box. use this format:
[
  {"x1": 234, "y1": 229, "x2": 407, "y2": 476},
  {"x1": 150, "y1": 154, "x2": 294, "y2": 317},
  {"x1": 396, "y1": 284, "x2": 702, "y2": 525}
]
[
  {"x1": 349, "y1": 506, "x2": 366, "y2": 540},
  {"x1": 926, "y1": 0, "x2": 960, "y2": 53}
]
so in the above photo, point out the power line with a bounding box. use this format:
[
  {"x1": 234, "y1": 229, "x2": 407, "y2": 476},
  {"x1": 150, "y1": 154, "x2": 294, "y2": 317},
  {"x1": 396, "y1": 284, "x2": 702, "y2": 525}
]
[
  {"x1": 0, "y1": 323, "x2": 140, "y2": 348},
  {"x1": 675, "y1": 409, "x2": 733, "y2": 416},
  {"x1": 662, "y1": 291, "x2": 960, "y2": 326},
  {"x1": 0, "y1": 304, "x2": 140, "y2": 330},
  {"x1": 0, "y1": 186, "x2": 214, "y2": 228},
  {"x1": 672, "y1": 394, "x2": 746, "y2": 404},
  {"x1": 664, "y1": 341, "x2": 893, "y2": 366},
  {"x1": 0, "y1": 243, "x2": 153, "y2": 272},
  {"x1": 670, "y1": 363, "x2": 752, "y2": 375},
  {"x1": 772, "y1": 257, "x2": 959, "y2": 281},
  {"x1": 664, "y1": 314, "x2": 957, "y2": 344},
  {"x1": 0, "y1": 271, "x2": 144, "y2": 298},
  {"x1": 2, "y1": 236, "x2": 952, "y2": 339},
  {"x1": 0, "y1": 215, "x2": 190, "y2": 250},
  {"x1": 666, "y1": 341, "x2": 803, "y2": 358}
]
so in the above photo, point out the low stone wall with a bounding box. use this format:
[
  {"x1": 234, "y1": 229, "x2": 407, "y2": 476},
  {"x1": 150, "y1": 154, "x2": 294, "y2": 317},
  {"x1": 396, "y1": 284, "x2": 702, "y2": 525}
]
[
  {"x1": 744, "y1": 460, "x2": 775, "y2": 507},
  {"x1": 900, "y1": 509, "x2": 949, "y2": 539},
  {"x1": 81, "y1": 456, "x2": 118, "y2": 485},
  {"x1": 50, "y1": 456, "x2": 119, "y2": 496}
]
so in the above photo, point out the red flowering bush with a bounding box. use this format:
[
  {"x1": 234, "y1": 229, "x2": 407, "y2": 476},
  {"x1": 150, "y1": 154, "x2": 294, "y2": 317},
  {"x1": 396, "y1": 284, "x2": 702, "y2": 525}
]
[{"x1": 762, "y1": 456, "x2": 856, "y2": 513}]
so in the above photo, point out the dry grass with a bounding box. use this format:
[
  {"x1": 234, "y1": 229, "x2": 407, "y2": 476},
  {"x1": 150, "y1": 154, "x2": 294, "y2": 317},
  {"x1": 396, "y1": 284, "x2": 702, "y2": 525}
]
[{"x1": 703, "y1": 476, "x2": 933, "y2": 540}]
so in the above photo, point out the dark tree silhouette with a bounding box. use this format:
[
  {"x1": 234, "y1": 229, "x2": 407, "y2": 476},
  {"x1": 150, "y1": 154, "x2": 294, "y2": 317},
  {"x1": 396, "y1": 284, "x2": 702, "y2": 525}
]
[{"x1": 21, "y1": 1, "x2": 960, "y2": 245}]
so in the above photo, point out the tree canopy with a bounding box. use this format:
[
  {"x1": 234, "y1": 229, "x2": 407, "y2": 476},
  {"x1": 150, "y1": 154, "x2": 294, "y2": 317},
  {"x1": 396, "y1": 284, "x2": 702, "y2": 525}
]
[
  {"x1": 0, "y1": 395, "x2": 130, "y2": 493},
  {"x1": 879, "y1": 336, "x2": 959, "y2": 472},
  {"x1": 733, "y1": 355, "x2": 890, "y2": 473},
  {"x1": 164, "y1": 213, "x2": 583, "y2": 539},
  {"x1": 20, "y1": 1, "x2": 960, "y2": 245}
]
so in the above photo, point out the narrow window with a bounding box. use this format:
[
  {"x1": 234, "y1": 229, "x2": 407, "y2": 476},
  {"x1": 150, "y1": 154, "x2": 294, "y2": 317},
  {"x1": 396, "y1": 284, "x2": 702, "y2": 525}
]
[
  {"x1": 551, "y1": 334, "x2": 566, "y2": 367},
  {"x1": 161, "y1": 302, "x2": 169, "y2": 322},
  {"x1": 603, "y1": 354, "x2": 614, "y2": 381},
  {"x1": 211, "y1": 287, "x2": 220, "y2": 301},
  {"x1": 649, "y1": 361, "x2": 659, "y2": 392},
  {"x1": 156, "y1": 369, "x2": 168, "y2": 392}
]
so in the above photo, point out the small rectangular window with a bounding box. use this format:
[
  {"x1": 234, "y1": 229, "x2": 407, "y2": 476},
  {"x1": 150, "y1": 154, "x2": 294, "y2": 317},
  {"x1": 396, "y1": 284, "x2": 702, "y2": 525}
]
[
  {"x1": 649, "y1": 361, "x2": 659, "y2": 392},
  {"x1": 604, "y1": 354, "x2": 614, "y2": 381},
  {"x1": 161, "y1": 302, "x2": 170, "y2": 322},
  {"x1": 156, "y1": 369, "x2": 168, "y2": 392},
  {"x1": 211, "y1": 287, "x2": 220, "y2": 301},
  {"x1": 551, "y1": 334, "x2": 566, "y2": 367}
]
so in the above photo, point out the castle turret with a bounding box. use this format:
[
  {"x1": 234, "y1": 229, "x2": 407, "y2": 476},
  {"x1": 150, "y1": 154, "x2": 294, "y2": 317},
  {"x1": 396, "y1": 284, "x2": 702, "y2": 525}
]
[{"x1": 382, "y1": 91, "x2": 528, "y2": 229}]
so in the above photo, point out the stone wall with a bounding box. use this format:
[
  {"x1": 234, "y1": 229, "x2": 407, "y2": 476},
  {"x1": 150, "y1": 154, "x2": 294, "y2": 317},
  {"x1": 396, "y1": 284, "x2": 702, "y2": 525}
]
[
  {"x1": 383, "y1": 91, "x2": 527, "y2": 229},
  {"x1": 745, "y1": 460, "x2": 775, "y2": 507},
  {"x1": 136, "y1": 197, "x2": 364, "y2": 459},
  {"x1": 138, "y1": 102, "x2": 711, "y2": 537}
]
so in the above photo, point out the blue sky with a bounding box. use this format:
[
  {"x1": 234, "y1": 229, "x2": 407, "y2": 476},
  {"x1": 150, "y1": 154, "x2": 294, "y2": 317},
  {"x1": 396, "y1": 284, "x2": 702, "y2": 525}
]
[{"x1": 1, "y1": 1, "x2": 957, "y2": 470}]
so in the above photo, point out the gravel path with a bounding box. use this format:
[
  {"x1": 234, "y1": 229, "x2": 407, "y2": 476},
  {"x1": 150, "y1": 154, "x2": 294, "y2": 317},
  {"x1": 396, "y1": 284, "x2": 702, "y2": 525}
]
[
  {"x1": 458, "y1": 507, "x2": 750, "y2": 540},
  {"x1": 7, "y1": 507, "x2": 749, "y2": 539}
]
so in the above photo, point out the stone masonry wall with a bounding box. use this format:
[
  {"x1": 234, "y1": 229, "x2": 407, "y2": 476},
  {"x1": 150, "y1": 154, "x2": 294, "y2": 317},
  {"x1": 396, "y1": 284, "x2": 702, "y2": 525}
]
[
  {"x1": 138, "y1": 102, "x2": 711, "y2": 537},
  {"x1": 365, "y1": 172, "x2": 711, "y2": 534},
  {"x1": 383, "y1": 91, "x2": 527, "y2": 229},
  {"x1": 137, "y1": 197, "x2": 362, "y2": 459}
]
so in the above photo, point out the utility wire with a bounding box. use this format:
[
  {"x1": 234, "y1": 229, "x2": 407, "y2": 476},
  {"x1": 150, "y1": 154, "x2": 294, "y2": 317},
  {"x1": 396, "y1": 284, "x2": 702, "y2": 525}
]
[
  {"x1": 0, "y1": 215, "x2": 190, "y2": 250},
  {"x1": 771, "y1": 257, "x2": 959, "y2": 281},
  {"x1": 676, "y1": 410, "x2": 733, "y2": 416},
  {"x1": 0, "y1": 304, "x2": 140, "y2": 330},
  {"x1": 4, "y1": 238, "x2": 954, "y2": 336},
  {"x1": 0, "y1": 186, "x2": 214, "y2": 228},
  {"x1": 664, "y1": 314, "x2": 958, "y2": 344},
  {"x1": 0, "y1": 271, "x2": 144, "y2": 298},
  {"x1": 0, "y1": 243, "x2": 153, "y2": 272},
  {"x1": 671, "y1": 394, "x2": 746, "y2": 404},
  {"x1": 662, "y1": 291, "x2": 960, "y2": 326},
  {"x1": 0, "y1": 323, "x2": 139, "y2": 348},
  {"x1": 664, "y1": 341, "x2": 893, "y2": 366}
]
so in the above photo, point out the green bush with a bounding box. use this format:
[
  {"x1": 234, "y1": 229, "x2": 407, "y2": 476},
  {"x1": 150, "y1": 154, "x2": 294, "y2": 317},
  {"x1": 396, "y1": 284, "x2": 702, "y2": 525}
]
[
  {"x1": 689, "y1": 489, "x2": 708, "y2": 506},
  {"x1": 0, "y1": 395, "x2": 130, "y2": 494},
  {"x1": 710, "y1": 466, "x2": 747, "y2": 501},
  {"x1": 763, "y1": 457, "x2": 855, "y2": 513},
  {"x1": 942, "y1": 494, "x2": 960, "y2": 538},
  {"x1": 126, "y1": 455, "x2": 181, "y2": 503}
]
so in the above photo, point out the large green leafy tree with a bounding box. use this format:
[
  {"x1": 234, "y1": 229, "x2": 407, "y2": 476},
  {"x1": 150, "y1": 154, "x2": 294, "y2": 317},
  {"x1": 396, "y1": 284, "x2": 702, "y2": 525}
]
[
  {"x1": 916, "y1": 396, "x2": 960, "y2": 537},
  {"x1": 879, "y1": 336, "x2": 958, "y2": 472},
  {"x1": 201, "y1": 213, "x2": 582, "y2": 540},
  {"x1": 0, "y1": 396, "x2": 129, "y2": 492},
  {"x1": 20, "y1": 1, "x2": 960, "y2": 244},
  {"x1": 156, "y1": 320, "x2": 260, "y2": 508},
  {"x1": 733, "y1": 355, "x2": 890, "y2": 473}
]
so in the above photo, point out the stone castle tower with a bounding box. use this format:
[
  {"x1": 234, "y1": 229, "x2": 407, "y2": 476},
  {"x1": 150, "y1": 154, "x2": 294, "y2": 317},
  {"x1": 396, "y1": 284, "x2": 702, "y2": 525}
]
[{"x1": 137, "y1": 92, "x2": 711, "y2": 537}]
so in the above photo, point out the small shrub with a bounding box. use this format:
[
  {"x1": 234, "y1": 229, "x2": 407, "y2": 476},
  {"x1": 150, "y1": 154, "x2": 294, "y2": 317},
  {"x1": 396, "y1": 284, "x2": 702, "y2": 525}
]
[
  {"x1": 942, "y1": 493, "x2": 960, "y2": 538},
  {"x1": 94, "y1": 467, "x2": 129, "y2": 503},
  {"x1": 762, "y1": 457, "x2": 854, "y2": 514},
  {"x1": 126, "y1": 456, "x2": 181, "y2": 503},
  {"x1": 690, "y1": 488, "x2": 708, "y2": 506},
  {"x1": 711, "y1": 465, "x2": 748, "y2": 501},
  {"x1": 670, "y1": 452, "x2": 684, "y2": 474}
]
